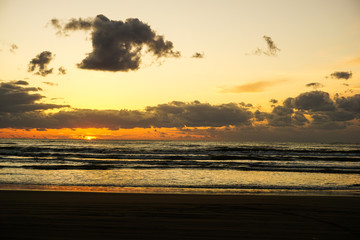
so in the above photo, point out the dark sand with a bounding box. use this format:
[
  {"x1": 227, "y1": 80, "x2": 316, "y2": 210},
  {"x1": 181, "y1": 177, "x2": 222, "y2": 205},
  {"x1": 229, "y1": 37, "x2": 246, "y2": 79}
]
[{"x1": 1, "y1": 190, "x2": 359, "y2": 239}]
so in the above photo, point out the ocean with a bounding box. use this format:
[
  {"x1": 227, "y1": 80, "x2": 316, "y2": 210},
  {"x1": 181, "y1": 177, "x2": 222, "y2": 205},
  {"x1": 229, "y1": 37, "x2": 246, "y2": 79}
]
[{"x1": 1, "y1": 139, "x2": 359, "y2": 195}]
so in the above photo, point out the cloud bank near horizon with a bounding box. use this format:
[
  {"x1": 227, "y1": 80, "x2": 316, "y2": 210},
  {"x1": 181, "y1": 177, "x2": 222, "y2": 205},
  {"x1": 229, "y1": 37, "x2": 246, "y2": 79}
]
[{"x1": 1, "y1": 80, "x2": 360, "y2": 140}]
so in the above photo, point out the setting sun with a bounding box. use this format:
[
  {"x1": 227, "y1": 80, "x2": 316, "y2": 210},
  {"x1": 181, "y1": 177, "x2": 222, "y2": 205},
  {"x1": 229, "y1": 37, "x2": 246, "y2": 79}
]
[{"x1": 84, "y1": 136, "x2": 97, "y2": 140}]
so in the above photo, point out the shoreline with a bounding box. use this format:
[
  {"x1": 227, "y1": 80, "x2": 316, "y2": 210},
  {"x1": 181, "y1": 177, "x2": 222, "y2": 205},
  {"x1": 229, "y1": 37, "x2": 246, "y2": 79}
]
[
  {"x1": 1, "y1": 190, "x2": 360, "y2": 239},
  {"x1": 1, "y1": 184, "x2": 360, "y2": 197}
]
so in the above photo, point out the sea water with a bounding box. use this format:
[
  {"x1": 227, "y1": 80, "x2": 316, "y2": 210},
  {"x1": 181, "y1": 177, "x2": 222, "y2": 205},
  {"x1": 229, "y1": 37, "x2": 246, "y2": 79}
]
[{"x1": 1, "y1": 139, "x2": 359, "y2": 195}]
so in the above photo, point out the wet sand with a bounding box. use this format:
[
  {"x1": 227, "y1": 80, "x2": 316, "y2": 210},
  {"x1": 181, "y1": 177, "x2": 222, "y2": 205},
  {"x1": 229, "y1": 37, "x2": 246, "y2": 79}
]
[{"x1": 1, "y1": 190, "x2": 359, "y2": 239}]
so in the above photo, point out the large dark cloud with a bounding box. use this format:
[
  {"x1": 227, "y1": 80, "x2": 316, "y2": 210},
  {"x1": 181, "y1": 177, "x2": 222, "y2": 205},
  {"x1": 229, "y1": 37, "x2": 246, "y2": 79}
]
[
  {"x1": 63, "y1": 17, "x2": 93, "y2": 32},
  {"x1": 330, "y1": 71, "x2": 352, "y2": 80},
  {"x1": 0, "y1": 81, "x2": 67, "y2": 113},
  {"x1": 28, "y1": 51, "x2": 54, "y2": 76},
  {"x1": 51, "y1": 15, "x2": 181, "y2": 71},
  {"x1": 50, "y1": 18, "x2": 93, "y2": 35}
]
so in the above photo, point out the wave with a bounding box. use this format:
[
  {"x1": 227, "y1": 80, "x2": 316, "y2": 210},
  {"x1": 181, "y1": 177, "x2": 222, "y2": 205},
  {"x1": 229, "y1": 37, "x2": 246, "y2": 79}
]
[
  {"x1": 1, "y1": 140, "x2": 359, "y2": 174},
  {"x1": 2, "y1": 161, "x2": 359, "y2": 174}
]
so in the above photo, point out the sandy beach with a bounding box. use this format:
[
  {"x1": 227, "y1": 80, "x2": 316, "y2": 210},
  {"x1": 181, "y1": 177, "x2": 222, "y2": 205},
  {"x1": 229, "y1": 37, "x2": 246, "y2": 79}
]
[{"x1": 1, "y1": 190, "x2": 359, "y2": 239}]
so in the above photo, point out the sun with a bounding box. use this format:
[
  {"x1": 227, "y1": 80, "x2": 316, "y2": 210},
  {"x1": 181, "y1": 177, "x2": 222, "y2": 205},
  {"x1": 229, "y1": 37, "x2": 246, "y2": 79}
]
[{"x1": 84, "y1": 136, "x2": 97, "y2": 140}]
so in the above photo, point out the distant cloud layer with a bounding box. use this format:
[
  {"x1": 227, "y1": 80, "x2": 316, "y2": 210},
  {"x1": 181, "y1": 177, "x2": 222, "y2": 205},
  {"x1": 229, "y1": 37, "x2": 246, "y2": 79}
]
[
  {"x1": 28, "y1": 51, "x2": 54, "y2": 76},
  {"x1": 251, "y1": 35, "x2": 280, "y2": 57},
  {"x1": 51, "y1": 15, "x2": 181, "y2": 72},
  {"x1": 330, "y1": 71, "x2": 352, "y2": 80},
  {"x1": 1, "y1": 80, "x2": 360, "y2": 141}
]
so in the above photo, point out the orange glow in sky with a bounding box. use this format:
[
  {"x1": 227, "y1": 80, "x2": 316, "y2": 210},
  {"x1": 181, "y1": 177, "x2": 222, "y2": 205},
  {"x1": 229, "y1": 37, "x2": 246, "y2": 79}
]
[{"x1": 0, "y1": 127, "x2": 219, "y2": 140}]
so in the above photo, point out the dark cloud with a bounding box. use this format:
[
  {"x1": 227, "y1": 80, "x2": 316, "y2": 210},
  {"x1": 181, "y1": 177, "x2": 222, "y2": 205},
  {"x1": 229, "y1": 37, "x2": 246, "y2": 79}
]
[
  {"x1": 51, "y1": 15, "x2": 181, "y2": 71},
  {"x1": 270, "y1": 99, "x2": 278, "y2": 104},
  {"x1": 292, "y1": 112, "x2": 309, "y2": 126},
  {"x1": 251, "y1": 35, "x2": 280, "y2": 56},
  {"x1": 14, "y1": 80, "x2": 29, "y2": 85},
  {"x1": 0, "y1": 100, "x2": 252, "y2": 129},
  {"x1": 269, "y1": 99, "x2": 278, "y2": 107},
  {"x1": 9, "y1": 44, "x2": 18, "y2": 53},
  {"x1": 28, "y1": 51, "x2": 54, "y2": 76},
  {"x1": 145, "y1": 101, "x2": 252, "y2": 128},
  {"x1": 267, "y1": 105, "x2": 293, "y2": 127},
  {"x1": 63, "y1": 17, "x2": 93, "y2": 31},
  {"x1": 0, "y1": 81, "x2": 67, "y2": 113},
  {"x1": 292, "y1": 91, "x2": 336, "y2": 112},
  {"x1": 330, "y1": 71, "x2": 352, "y2": 80},
  {"x1": 58, "y1": 66, "x2": 66, "y2": 75},
  {"x1": 0, "y1": 109, "x2": 149, "y2": 130},
  {"x1": 305, "y1": 82, "x2": 324, "y2": 89},
  {"x1": 263, "y1": 35, "x2": 280, "y2": 56},
  {"x1": 336, "y1": 94, "x2": 360, "y2": 114},
  {"x1": 50, "y1": 18, "x2": 62, "y2": 34},
  {"x1": 221, "y1": 80, "x2": 286, "y2": 93},
  {"x1": 192, "y1": 52, "x2": 204, "y2": 58}
]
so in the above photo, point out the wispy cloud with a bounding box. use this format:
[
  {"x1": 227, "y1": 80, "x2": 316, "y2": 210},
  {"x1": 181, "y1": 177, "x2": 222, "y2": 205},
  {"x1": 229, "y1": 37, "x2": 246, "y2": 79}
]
[
  {"x1": 9, "y1": 44, "x2": 18, "y2": 53},
  {"x1": 221, "y1": 80, "x2": 286, "y2": 93},
  {"x1": 346, "y1": 57, "x2": 360, "y2": 66},
  {"x1": 249, "y1": 35, "x2": 280, "y2": 57}
]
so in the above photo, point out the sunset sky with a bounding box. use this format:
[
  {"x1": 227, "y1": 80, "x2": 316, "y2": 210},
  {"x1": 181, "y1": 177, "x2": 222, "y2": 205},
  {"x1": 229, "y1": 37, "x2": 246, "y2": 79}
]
[{"x1": 1, "y1": 0, "x2": 360, "y2": 142}]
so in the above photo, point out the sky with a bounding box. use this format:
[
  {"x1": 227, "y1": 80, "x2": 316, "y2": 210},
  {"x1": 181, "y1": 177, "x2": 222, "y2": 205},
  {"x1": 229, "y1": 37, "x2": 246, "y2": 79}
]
[{"x1": 0, "y1": 0, "x2": 360, "y2": 142}]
